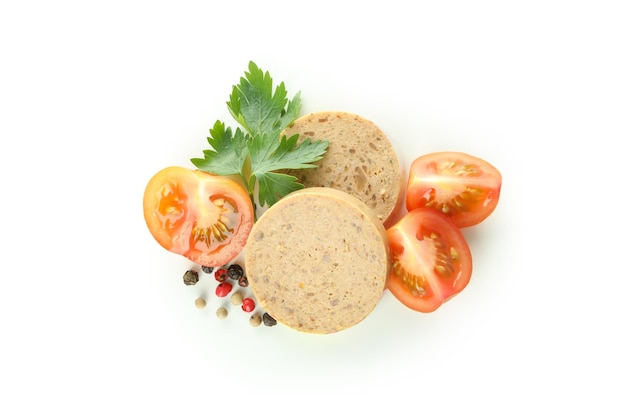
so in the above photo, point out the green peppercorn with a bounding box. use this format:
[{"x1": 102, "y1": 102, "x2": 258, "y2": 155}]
[{"x1": 183, "y1": 270, "x2": 199, "y2": 286}]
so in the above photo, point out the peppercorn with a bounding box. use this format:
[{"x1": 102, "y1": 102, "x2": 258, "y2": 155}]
[
  {"x1": 249, "y1": 313, "x2": 262, "y2": 327},
  {"x1": 237, "y1": 275, "x2": 249, "y2": 287},
  {"x1": 201, "y1": 265, "x2": 214, "y2": 274},
  {"x1": 215, "y1": 282, "x2": 233, "y2": 297},
  {"x1": 262, "y1": 312, "x2": 277, "y2": 327},
  {"x1": 216, "y1": 307, "x2": 228, "y2": 319},
  {"x1": 241, "y1": 297, "x2": 255, "y2": 313},
  {"x1": 230, "y1": 291, "x2": 243, "y2": 306},
  {"x1": 183, "y1": 270, "x2": 199, "y2": 286},
  {"x1": 194, "y1": 297, "x2": 207, "y2": 309},
  {"x1": 227, "y1": 264, "x2": 244, "y2": 281},
  {"x1": 214, "y1": 268, "x2": 228, "y2": 282}
]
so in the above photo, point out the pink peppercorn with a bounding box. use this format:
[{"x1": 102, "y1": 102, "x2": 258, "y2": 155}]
[
  {"x1": 214, "y1": 268, "x2": 228, "y2": 282},
  {"x1": 215, "y1": 282, "x2": 233, "y2": 297},
  {"x1": 241, "y1": 297, "x2": 255, "y2": 312}
]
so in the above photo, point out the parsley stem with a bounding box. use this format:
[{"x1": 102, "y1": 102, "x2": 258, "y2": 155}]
[
  {"x1": 250, "y1": 191, "x2": 258, "y2": 222},
  {"x1": 243, "y1": 175, "x2": 258, "y2": 222}
]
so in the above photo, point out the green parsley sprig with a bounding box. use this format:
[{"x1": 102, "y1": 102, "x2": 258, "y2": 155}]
[{"x1": 191, "y1": 61, "x2": 328, "y2": 220}]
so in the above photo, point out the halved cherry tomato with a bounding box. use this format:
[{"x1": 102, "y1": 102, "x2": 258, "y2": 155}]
[
  {"x1": 143, "y1": 166, "x2": 254, "y2": 267},
  {"x1": 406, "y1": 152, "x2": 502, "y2": 228},
  {"x1": 387, "y1": 208, "x2": 472, "y2": 313}
]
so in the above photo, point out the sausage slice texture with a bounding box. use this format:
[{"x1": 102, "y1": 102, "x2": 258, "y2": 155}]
[
  {"x1": 244, "y1": 187, "x2": 391, "y2": 334},
  {"x1": 281, "y1": 111, "x2": 402, "y2": 225}
]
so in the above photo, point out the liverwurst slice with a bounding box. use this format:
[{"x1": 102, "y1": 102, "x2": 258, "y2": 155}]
[{"x1": 244, "y1": 187, "x2": 391, "y2": 334}]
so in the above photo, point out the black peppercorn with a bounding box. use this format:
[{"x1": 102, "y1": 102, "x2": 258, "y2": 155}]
[
  {"x1": 183, "y1": 270, "x2": 199, "y2": 286},
  {"x1": 227, "y1": 264, "x2": 244, "y2": 281},
  {"x1": 262, "y1": 312, "x2": 277, "y2": 327},
  {"x1": 201, "y1": 265, "x2": 214, "y2": 274},
  {"x1": 238, "y1": 275, "x2": 249, "y2": 287}
]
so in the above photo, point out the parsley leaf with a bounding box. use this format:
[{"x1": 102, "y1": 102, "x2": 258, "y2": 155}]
[
  {"x1": 191, "y1": 61, "x2": 328, "y2": 219},
  {"x1": 249, "y1": 133, "x2": 328, "y2": 207},
  {"x1": 190, "y1": 120, "x2": 248, "y2": 176},
  {"x1": 228, "y1": 61, "x2": 302, "y2": 138}
]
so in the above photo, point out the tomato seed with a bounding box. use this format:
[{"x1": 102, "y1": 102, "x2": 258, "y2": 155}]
[
  {"x1": 227, "y1": 264, "x2": 244, "y2": 281},
  {"x1": 241, "y1": 298, "x2": 255, "y2": 312},
  {"x1": 215, "y1": 282, "x2": 233, "y2": 297},
  {"x1": 214, "y1": 268, "x2": 228, "y2": 282},
  {"x1": 183, "y1": 270, "x2": 199, "y2": 286}
]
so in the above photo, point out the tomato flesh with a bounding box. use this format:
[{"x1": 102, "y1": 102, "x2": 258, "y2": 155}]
[
  {"x1": 143, "y1": 166, "x2": 254, "y2": 267},
  {"x1": 387, "y1": 208, "x2": 472, "y2": 313},
  {"x1": 406, "y1": 152, "x2": 502, "y2": 228}
]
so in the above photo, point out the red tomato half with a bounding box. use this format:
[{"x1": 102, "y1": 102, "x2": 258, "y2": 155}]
[
  {"x1": 406, "y1": 152, "x2": 502, "y2": 228},
  {"x1": 387, "y1": 208, "x2": 473, "y2": 313},
  {"x1": 143, "y1": 166, "x2": 254, "y2": 267}
]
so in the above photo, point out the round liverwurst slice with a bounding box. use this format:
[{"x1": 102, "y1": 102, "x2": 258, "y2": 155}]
[
  {"x1": 281, "y1": 111, "x2": 402, "y2": 225},
  {"x1": 244, "y1": 187, "x2": 391, "y2": 334}
]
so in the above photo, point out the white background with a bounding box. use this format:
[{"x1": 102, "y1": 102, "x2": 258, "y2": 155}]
[{"x1": 1, "y1": 0, "x2": 624, "y2": 415}]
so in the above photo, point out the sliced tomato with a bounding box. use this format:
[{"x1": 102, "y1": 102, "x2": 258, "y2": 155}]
[
  {"x1": 387, "y1": 208, "x2": 472, "y2": 313},
  {"x1": 143, "y1": 166, "x2": 254, "y2": 267},
  {"x1": 406, "y1": 152, "x2": 502, "y2": 228}
]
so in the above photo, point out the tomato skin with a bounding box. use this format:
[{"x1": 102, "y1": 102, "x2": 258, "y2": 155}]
[
  {"x1": 143, "y1": 166, "x2": 254, "y2": 267},
  {"x1": 387, "y1": 208, "x2": 473, "y2": 313},
  {"x1": 406, "y1": 152, "x2": 502, "y2": 228}
]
